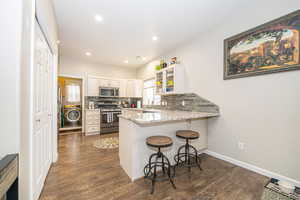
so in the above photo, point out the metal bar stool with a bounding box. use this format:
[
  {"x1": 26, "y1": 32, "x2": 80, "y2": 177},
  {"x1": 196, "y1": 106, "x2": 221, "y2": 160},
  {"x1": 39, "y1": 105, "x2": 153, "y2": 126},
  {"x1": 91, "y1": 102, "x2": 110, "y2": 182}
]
[
  {"x1": 174, "y1": 130, "x2": 203, "y2": 172},
  {"x1": 144, "y1": 136, "x2": 176, "y2": 194}
]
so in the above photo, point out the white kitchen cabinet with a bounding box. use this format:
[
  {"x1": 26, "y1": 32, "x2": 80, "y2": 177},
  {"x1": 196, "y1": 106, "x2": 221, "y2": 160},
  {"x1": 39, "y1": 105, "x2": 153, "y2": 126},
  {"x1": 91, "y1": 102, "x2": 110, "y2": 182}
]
[
  {"x1": 99, "y1": 78, "x2": 120, "y2": 87},
  {"x1": 155, "y1": 64, "x2": 185, "y2": 95},
  {"x1": 126, "y1": 80, "x2": 135, "y2": 97},
  {"x1": 99, "y1": 78, "x2": 109, "y2": 87},
  {"x1": 110, "y1": 79, "x2": 120, "y2": 87},
  {"x1": 87, "y1": 75, "x2": 142, "y2": 97},
  {"x1": 133, "y1": 79, "x2": 143, "y2": 98},
  {"x1": 87, "y1": 76, "x2": 120, "y2": 96},
  {"x1": 87, "y1": 77, "x2": 101, "y2": 96},
  {"x1": 119, "y1": 79, "x2": 128, "y2": 97},
  {"x1": 126, "y1": 80, "x2": 143, "y2": 98},
  {"x1": 85, "y1": 109, "x2": 100, "y2": 136}
]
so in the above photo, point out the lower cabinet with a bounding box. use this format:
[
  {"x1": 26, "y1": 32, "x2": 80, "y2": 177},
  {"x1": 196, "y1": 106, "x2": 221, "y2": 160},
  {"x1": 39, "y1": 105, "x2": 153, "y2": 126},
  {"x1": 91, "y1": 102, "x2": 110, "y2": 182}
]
[{"x1": 85, "y1": 109, "x2": 100, "y2": 135}]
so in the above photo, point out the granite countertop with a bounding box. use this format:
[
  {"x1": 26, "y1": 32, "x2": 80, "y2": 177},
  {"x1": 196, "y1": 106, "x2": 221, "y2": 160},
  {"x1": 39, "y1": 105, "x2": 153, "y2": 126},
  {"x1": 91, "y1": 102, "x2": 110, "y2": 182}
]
[{"x1": 119, "y1": 108, "x2": 219, "y2": 126}]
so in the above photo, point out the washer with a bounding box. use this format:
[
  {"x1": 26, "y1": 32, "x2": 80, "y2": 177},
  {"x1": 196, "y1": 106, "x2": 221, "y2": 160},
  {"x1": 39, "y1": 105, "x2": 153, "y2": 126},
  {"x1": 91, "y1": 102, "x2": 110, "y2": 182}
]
[{"x1": 64, "y1": 107, "x2": 81, "y2": 123}]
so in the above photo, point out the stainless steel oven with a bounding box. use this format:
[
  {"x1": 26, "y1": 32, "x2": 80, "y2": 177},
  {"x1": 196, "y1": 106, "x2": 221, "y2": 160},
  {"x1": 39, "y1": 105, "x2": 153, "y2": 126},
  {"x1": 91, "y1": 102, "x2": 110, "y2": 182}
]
[
  {"x1": 99, "y1": 87, "x2": 119, "y2": 97},
  {"x1": 100, "y1": 109, "x2": 121, "y2": 133}
]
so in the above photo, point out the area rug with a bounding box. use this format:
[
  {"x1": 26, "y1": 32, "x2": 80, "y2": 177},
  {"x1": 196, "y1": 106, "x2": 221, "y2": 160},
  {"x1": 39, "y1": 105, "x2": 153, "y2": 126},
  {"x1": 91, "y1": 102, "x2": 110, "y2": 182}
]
[{"x1": 93, "y1": 137, "x2": 119, "y2": 149}]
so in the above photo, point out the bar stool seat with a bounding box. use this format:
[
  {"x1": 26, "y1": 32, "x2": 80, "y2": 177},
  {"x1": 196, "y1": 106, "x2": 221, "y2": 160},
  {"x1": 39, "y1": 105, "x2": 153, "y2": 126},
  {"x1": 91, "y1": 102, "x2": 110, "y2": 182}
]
[
  {"x1": 144, "y1": 135, "x2": 176, "y2": 194},
  {"x1": 176, "y1": 130, "x2": 199, "y2": 140},
  {"x1": 146, "y1": 136, "x2": 173, "y2": 148}
]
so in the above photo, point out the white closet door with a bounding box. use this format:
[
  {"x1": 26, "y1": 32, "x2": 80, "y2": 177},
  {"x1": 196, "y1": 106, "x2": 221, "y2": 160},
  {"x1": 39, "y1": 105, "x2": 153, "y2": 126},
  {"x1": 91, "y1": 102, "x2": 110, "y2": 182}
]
[{"x1": 33, "y1": 21, "x2": 53, "y2": 200}]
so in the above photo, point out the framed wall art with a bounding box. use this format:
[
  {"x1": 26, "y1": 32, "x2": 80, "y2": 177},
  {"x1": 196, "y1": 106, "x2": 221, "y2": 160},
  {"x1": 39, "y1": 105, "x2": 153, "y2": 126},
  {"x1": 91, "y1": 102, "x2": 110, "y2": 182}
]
[{"x1": 224, "y1": 10, "x2": 300, "y2": 80}]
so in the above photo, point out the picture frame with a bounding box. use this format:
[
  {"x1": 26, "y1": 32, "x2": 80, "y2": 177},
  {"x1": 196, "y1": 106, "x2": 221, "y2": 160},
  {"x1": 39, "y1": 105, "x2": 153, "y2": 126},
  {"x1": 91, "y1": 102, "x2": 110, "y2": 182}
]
[{"x1": 224, "y1": 10, "x2": 300, "y2": 80}]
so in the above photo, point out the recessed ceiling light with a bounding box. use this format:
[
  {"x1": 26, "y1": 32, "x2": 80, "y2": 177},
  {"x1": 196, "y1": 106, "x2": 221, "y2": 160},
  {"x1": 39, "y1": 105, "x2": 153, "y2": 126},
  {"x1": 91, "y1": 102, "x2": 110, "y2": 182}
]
[
  {"x1": 56, "y1": 40, "x2": 61, "y2": 44},
  {"x1": 94, "y1": 14, "x2": 103, "y2": 22},
  {"x1": 124, "y1": 60, "x2": 129, "y2": 64},
  {"x1": 152, "y1": 36, "x2": 158, "y2": 41},
  {"x1": 85, "y1": 52, "x2": 91, "y2": 56},
  {"x1": 142, "y1": 57, "x2": 147, "y2": 61}
]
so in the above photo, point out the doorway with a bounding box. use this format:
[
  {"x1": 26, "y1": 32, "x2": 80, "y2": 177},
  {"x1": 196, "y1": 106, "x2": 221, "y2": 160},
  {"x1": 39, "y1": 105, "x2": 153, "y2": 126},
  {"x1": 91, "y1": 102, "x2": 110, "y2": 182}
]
[{"x1": 58, "y1": 76, "x2": 83, "y2": 135}]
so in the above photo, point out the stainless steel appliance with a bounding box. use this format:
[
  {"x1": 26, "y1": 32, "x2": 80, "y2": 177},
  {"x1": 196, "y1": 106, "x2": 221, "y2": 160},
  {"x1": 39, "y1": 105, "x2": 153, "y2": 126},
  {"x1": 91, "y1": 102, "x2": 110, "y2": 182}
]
[
  {"x1": 100, "y1": 108, "x2": 121, "y2": 133},
  {"x1": 99, "y1": 87, "x2": 119, "y2": 97}
]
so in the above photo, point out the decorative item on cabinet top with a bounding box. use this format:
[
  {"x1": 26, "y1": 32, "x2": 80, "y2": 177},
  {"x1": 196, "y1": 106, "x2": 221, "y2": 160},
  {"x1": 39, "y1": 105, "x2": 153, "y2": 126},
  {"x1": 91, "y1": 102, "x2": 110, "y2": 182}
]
[{"x1": 155, "y1": 57, "x2": 180, "y2": 72}]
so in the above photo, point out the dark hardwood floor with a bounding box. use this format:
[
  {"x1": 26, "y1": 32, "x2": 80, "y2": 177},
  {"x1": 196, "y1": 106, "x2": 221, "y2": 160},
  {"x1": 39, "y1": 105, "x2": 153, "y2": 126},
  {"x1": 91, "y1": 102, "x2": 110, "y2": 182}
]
[{"x1": 39, "y1": 133, "x2": 268, "y2": 200}]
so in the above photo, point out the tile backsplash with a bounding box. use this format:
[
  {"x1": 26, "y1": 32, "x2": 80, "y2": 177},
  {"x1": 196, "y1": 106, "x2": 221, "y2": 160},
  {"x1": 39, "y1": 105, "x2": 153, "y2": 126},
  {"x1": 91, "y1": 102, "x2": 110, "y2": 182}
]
[
  {"x1": 145, "y1": 93, "x2": 219, "y2": 113},
  {"x1": 85, "y1": 96, "x2": 142, "y2": 109}
]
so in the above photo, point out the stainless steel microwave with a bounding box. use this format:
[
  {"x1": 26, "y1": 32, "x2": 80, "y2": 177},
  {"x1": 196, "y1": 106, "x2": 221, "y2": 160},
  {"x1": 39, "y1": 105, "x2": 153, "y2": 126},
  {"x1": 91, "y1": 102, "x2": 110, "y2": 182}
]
[{"x1": 99, "y1": 87, "x2": 119, "y2": 97}]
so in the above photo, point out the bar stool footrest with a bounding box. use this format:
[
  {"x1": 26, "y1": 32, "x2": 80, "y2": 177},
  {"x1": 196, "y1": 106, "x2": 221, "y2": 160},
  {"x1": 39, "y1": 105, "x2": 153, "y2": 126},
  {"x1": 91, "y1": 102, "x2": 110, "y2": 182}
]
[{"x1": 174, "y1": 153, "x2": 201, "y2": 168}]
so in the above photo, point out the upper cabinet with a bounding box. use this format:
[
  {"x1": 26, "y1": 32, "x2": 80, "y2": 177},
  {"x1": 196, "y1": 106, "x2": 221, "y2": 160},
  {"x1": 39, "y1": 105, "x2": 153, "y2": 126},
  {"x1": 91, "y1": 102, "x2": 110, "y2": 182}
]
[
  {"x1": 134, "y1": 79, "x2": 143, "y2": 98},
  {"x1": 155, "y1": 64, "x2": 185, "y2": 95},
  {"x1": 86, "y1": 75, "x2": 142, "y2": 98},
  {"x1": 87, "y1": 77, "x2": 101, "y2": 96},
  {"x1": 126, "y1": 79, "x2": 143, "y2": 98},
  {"x1": 98, "y1": 78, "x2": 120, "y2": 88},
  {"x1": 119, "y1": 79, "x2": 127, "y2": 97}
]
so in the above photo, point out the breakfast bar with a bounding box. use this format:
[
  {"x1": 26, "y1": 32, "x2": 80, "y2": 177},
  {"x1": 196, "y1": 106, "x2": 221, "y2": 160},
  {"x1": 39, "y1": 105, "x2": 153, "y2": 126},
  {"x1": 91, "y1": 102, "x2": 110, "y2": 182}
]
[{"x1": 118, "y1": 108, "x2": 219, "y2": 181}]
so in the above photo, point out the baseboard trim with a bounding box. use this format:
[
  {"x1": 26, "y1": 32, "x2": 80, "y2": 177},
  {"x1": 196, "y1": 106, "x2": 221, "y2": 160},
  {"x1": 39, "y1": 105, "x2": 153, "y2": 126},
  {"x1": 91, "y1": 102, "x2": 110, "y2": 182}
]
[{"x1": 204, "y1": 150, "x2": 300, "y2": 187}]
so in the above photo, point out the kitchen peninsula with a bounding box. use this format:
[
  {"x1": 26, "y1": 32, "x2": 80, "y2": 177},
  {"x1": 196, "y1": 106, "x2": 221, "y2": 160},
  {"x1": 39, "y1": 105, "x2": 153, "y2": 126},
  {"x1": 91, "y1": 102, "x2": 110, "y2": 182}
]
[{"x1": 118, "y1": 93, "x2": 220, "y2": 181}]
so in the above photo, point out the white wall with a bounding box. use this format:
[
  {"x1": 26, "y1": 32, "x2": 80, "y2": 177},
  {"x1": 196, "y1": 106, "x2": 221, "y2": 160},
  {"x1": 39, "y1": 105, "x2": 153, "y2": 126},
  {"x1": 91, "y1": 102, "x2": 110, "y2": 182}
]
[
  {"x1": 36, "y1": 0, "x2": 59, "y2": 51},
  {"x1": 59, "y1": 56, "x2": 137, "y2": 79},
  {"x1": 136, "y1": 60, "x2": 159, "y2": 80},
  {"x1": 0, "y1": 1, "x2": 22, "y2": 158},
  {"x1": 137, "y1": 1, "x2": 300, "y2": 182}
]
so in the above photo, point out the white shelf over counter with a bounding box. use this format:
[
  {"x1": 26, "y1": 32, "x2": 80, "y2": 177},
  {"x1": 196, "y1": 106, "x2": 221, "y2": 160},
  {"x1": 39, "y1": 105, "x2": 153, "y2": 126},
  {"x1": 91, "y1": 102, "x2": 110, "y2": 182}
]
[{"x1": 155, "y1": 64, "x2": 185, "y2": 95}]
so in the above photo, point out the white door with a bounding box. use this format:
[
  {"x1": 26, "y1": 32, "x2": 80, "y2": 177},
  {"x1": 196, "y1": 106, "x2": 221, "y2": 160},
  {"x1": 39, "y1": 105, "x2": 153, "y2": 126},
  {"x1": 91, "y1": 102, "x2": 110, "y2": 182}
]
[{"x1": 33, "y1": 21, "x2": 53, "y2": 200}]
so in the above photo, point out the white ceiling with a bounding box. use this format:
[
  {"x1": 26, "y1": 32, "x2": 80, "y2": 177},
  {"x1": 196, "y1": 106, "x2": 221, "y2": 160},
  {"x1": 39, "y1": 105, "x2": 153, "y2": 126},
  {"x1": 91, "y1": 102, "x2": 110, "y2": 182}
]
[{"x1": 53, "y1": 0, "x2": 242, "y2": 68}]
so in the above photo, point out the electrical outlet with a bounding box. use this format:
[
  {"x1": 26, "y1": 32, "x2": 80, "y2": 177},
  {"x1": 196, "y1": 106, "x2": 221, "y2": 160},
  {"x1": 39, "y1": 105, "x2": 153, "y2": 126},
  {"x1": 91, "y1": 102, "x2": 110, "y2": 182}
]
[
  {"x1": 182, "y1": 100, "x2": 185, "y2": 106},
  {"x1": 238, "y1": 142, "x2": 245, "y2": 150}
]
